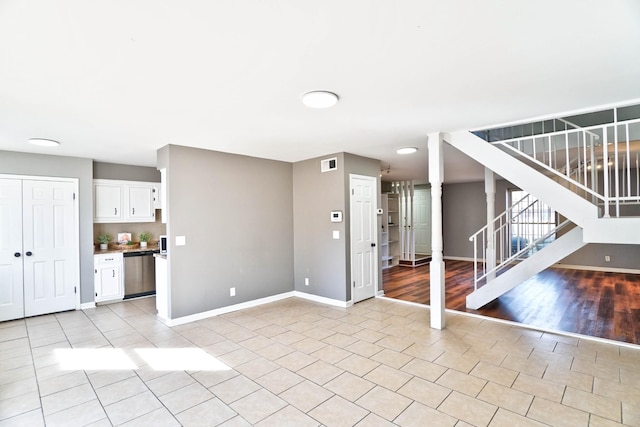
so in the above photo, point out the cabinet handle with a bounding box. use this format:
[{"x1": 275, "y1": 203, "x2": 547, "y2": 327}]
[
  {"x1": 132, "y1": 208, "x2": 135, "y2": 215},
  {"x1": 112, "y1": 270, "x2": 115, "y2": 278},
  {"x1": 14, "y1": 252, "x2": 21, "y2": 257},
  {"x1": 26, "y1": 251, "x2": 33, "y2": 256},
  {"x1": 114, "y1": 208, "x2": 117, "y2": 215}
]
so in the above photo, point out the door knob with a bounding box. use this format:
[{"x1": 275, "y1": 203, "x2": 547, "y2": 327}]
[
  {"x1": 14, "y1": 252, "x2": 21, "y2": 257},
  {"x1": 25, "y1": 251, "x2": 33, "y2": 256}
]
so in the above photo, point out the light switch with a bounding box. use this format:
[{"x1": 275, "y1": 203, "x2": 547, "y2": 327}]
[
  {"x1": 176, "y1": 235, "x2": 186, "y2": 246},
  {"x1": 333, "y1": 230, "x2": 340, "y2": 239}
]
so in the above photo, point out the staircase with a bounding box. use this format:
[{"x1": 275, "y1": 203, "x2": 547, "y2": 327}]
[{"x1": 445, "y1": 104, "x2": 640, "y2": 309}]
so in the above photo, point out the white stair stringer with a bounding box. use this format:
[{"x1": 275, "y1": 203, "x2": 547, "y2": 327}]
[
  {"x1": 444, "y1": 131, "x2": 598, "y2": 228},
  {"x1": 466, "y1": 227, "x2": 587, "y2": 310},
  {"x1": 583, "y1": 217, "x2": 640, "y2": 244}
]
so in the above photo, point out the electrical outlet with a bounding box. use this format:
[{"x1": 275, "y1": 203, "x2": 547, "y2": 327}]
[
  {"x1": 605, "y1": 255, "x2": 611, "y2": 262},
  {"x1": 305, "y1": 277, "x2": 309, "y2": 286},
  {"x1": 230, "y1": 287, "x2": 236, "y2": 297}
]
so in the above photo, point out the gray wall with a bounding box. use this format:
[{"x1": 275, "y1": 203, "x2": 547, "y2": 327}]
[
  {"x1": 0, "y1": 150, "x2": 94, "y2": 303},
  {"x1": 293, "y1": 153, "x2": 381, "y2": 302},
  {"x1": 159, "y1": 145, "x2": 294, "y2": 319},
  {"x1": 93, "y1": 162, "x2": 161, "y2": 182},
  {"x1": 442, "y1": 179, "x2": 640, "y2": 269},
  {"x1": 443, "y1": 180, "x2": 509, "y2": 258},
  {"x1": 293, "y1": 153, "x2": 347, "y2": 301}
]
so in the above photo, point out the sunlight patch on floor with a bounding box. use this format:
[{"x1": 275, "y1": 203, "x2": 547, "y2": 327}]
[
  {"x1": 135, "y1": 348, "x2": 231, "y2": 371},
  {"x1": 55, "y1": 348, "x2": 138, "y2": 370}
]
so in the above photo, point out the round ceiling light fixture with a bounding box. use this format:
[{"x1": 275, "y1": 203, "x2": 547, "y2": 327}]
[
  {"x1": 302, "y1": 91, "x2": 339, "y2": 108},
  {"x1": 396, "y1": 147, "x2": 418, "y2": 155},
  {"x1": 28, "y1": 138, "x2": 60, "y2": 147}
]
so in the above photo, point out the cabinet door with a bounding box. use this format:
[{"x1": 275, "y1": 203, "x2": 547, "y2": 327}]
[
  {"x1": 152, "y1": 184, "x2": 161, "y2": 210},
  {"x1": 126, "y1": 184, "x2": 154, "y2": 222},
  {"x1": 94, "y1": 182, "x2": 123, "y2": 222},
  {"x1": 96, "y1": 264, "x2": 122, "y2": 301},
  {"x1": 0, "y1": 179, "x2": 24, "y2": 321}
]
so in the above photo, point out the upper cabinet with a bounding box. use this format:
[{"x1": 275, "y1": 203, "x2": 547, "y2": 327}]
[
  {"x1": 94, "y1": 181, "x2": 123, "y2": 221},
  {"x1": 94, "y1": 179, "x2": 157, "y2": 223}
]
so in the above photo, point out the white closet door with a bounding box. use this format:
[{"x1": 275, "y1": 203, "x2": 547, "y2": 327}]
[
  {"x1": 350, "y1": 175, "x2": 378, "y2": 303},
  {"x1": 22, "y1": 180, "x2": 76, "y2": 317},
  {"x1": 0, "y1": 179, "x2": 24, "y2": 321},
  {"x1": 413, "y1": 189, "x2": 431, "y2": 255}
]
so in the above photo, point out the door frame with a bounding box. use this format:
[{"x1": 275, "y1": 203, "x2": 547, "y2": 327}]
[
  {"x1": 0, "y1": 174, "x2": 81, "y2": 311},
  {"x1": 349, "y1": 173, "x2": 378, "y2": 303}
]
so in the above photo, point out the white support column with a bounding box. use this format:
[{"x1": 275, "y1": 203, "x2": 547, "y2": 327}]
[
  {"x1": 485, "y1": 168, "x2": 496, "y2": 280},
  {"x1": 428, "y1": 132, "x2": 445, "y2": 329}
]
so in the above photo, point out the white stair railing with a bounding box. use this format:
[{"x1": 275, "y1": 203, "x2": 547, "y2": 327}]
[
  {"x1": 492, "y1": 117, "x2": 640, "y2": 218},
  {"x1": 469, "y1": 192, "x2": 572, "y2": 290}
]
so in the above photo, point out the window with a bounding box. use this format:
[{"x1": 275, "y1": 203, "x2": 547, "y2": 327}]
[{"x1": 509, "y1": 190, "x2": 557, "y2": 255}]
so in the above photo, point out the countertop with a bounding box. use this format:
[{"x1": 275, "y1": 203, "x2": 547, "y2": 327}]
[{"x1": 94, "y1": 244, "x2": 161, "y2": 255}]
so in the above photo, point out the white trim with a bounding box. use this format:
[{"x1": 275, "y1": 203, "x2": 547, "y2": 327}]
[
  {"x1": 553, "y1": 263, "x2": 640, "y2": 275},
  {"x1": 443, "y1": 256, "x2": 474, "y2": 262},
  {"x1": 377, "y1": 296, "x2": 640, "y2": 350},
  {"x1": 376, "y1": 290, "x2": 385, "y2": 297},
  {"x1": 295, "y1": 291, "x2": 352, "y2": 308},
  {"x1": 468, "y1": 98, "x2": 640, "y2": 134},
  {"x1": 443, "y1": 257, "x2": 639, "y2": 275},
  {"x1": 80, "y1": 302, "x2": 96, "y2": 310},
  {"x1": 159, "y1": 292, "x2": 295, "y2": 327}
]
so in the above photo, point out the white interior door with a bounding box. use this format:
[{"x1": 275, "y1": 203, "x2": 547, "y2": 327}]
[
  {"x1": 350, "y1": 175, "x2": 377, "y2": 303},
  {"x1": 22, "y1": 180, "x2": 76, "y2": 317},
  {"x1": 0, "y1": 179, "x2": 25, "y2": 321},
  {"x1": 414, "y1": 188, "x2": 431, "y2": 254}
]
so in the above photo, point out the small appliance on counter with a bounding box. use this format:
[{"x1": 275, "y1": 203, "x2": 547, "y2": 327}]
[{"x1": 159, "y1": 235, "x2": 167, "y2": 254}]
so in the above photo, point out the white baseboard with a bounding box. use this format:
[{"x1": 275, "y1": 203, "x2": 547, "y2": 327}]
[
  {"x1": 80, "y1": 302, "x2": 96, "y2": 310},
  {"x1": 443, "y1": 256, "x2": 474, "y2": 262},
  {"x1": 294, "y1": 291, "x2": 351, "y2": 308},
  {"x1": 161, "y1": 291, "x2": 296, "y2": 327},
  {"x1": 376, "y1": 290, "x2": 385, "y2": 297},
  {"x1": 553, "y1": 263, "x2": 640, "y2": 274}
]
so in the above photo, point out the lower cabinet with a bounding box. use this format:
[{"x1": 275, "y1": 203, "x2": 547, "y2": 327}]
[{"x1": 94, "y1": 253, "x2": 123, "y2": 302}]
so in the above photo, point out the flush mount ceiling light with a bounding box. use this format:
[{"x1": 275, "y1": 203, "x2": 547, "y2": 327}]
[
  {"x1": 396, "y1": 147, "x2": 418, "y2": 155},
  {"x1": 302, "y1": 91, "x2": 339, "y2": 108},
  {"x1": 28, "y1": 138, "x2": 60, "y2": 147}
]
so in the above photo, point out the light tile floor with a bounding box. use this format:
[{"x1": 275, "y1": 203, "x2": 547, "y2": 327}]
[{"x1": 1, "y1": 297, "x2": 640, "y2": 426}]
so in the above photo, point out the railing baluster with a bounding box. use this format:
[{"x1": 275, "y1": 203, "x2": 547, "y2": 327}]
[
  {"x1": 614, "y1": 122, "x2": 620, "y2": 217},
  {"x1": 626, "y1": 123, "x2": 631, "y2": 199},
  {"x1": 603, "y1": 128, "x2": 610, "y2": 217},
  {"x1": 565, "y1": 133, "x2": 570, "y2": 178}
]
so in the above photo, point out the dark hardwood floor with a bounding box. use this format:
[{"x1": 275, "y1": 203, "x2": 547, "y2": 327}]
[{"x1": 382, "y1": 260, "x2": 640, "y2": 345}]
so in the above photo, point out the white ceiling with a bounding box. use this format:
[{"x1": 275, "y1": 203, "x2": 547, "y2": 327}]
[{"x1": 1, "y1": 1, "x2": 639, "y2": 183}]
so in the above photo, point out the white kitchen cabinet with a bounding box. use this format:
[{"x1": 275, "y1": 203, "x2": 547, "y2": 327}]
[
  {"x1": 152, "y1": 184, "x2": 161, "y2": 210},
  {"x1": 94, "y1": 253, "x2": 123, "y2": 302},
  {"x1": 126, "y1": 183, "x2": 155, "y2": 221},
  {"x1": 93, "y1": 179, "x2": 157, "y2": 223},
  {"x1": 94, "y1": 181, "x2": 124, "y2": 221}
]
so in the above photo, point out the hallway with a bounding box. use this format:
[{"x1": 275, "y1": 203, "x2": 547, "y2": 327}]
[{"x1": 382, "y1": 260, "x2": 640, "y2": 345}]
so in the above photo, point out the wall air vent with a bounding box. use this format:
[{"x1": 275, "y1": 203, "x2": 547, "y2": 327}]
[{"x1": 321, "y1": 157, "x2": 338, "y2": 173}]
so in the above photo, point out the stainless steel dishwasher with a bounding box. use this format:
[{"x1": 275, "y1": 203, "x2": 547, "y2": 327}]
[{"x1": 123, "y1": 250, "x2": 157, "y2": 299}]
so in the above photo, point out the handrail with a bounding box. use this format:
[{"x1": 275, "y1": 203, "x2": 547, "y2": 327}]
[
  {"x1": 493, "y1": 117, "x2": 640, "y2": 218},
  {"x1": 470, "y1": 218, "x2": 572, "y2": 291},
  {"x1": 469, "y1": 194, "x2": 561, "y2": 290},
  {"x1": 468, "y1": 109, "x2": 640, "y2": 291}
]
